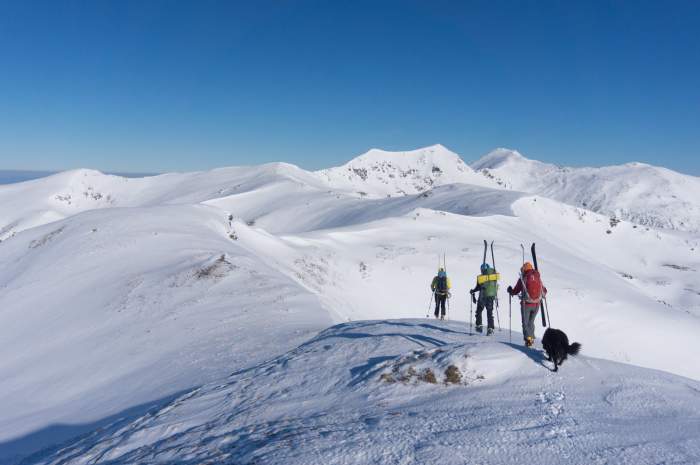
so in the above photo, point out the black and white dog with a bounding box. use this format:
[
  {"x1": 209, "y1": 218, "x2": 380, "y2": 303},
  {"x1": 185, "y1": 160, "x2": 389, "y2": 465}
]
[{"x1": 542, "y1": 328, "x2": 581, "y2": 372}]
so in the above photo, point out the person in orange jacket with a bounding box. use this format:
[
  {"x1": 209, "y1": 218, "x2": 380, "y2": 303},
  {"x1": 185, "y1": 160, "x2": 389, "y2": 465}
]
[{"x1": 507, "y1": 262, "x2": 547, "y2": 347}]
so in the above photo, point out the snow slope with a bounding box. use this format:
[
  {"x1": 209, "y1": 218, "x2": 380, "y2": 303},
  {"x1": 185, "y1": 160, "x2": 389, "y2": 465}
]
[
  {"x1": 472, "y1": 148, "x2": 700, "y2": 232},
  {"x1": 25, "y1": 320, "x2": 700, "y2": 465},
  {"x1": 2, "y1": 144, "x2": 700, "y2": 463},
  {"x1": 255, "y1": 200, "x2": 700, "y2": 377},
  {"x1": 0, "y1": 206, "x2": 331, "y2": 463}
]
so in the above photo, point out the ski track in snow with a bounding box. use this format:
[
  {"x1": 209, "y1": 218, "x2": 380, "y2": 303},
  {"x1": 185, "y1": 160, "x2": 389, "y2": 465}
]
[{"x1": 1, "y1": 145, "x2": 700, "y2": 464}]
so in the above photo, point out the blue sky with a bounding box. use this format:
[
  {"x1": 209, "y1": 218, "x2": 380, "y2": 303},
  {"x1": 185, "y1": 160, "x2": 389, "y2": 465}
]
[{"x1": 0, "y1": 0, "x2": 698, "y2": 174}]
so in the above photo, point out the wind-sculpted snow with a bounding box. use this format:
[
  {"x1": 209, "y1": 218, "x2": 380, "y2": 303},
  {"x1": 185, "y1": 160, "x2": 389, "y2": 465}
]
[
  {"x1": 25, "y1": 321, "x2": 700, "y2": 465},
  {"x1": 472, "y1": 148, "x2": 700, "y2": 232}
]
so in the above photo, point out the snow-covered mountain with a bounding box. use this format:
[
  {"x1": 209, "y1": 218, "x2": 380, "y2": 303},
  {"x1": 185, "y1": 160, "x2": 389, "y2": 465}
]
[
  {"x1": 2, "y1": 145, "x2": 700, "y2": 464},
  {"x1": 472, "y1": 148, "x2": 700, "y2": 232},
  {"x1": 316, "y1": 144, "x2": 496, "y2": 197}
]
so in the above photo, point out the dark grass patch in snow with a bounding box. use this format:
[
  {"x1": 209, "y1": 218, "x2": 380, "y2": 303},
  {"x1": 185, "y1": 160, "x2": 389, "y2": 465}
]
[
  {"x1": 29, "y1": 227, "x2": 65, "y2": 249},
  {"x1": 444, "y1": 365, "x2": 462, "y2": 384},
  {"x1": 663, "y1": 263, "x2": 694, "y2": 271},
  {"x1": 418, "y1": 368, "x2": 437, "y2": 384},
  {"x1": 195, "y1": 254, "x2": 234, "y2": 280}
]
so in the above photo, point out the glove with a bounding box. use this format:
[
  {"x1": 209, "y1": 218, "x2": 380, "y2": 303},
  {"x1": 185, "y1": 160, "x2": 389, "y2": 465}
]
[
  {"x1": 469, "y1": 289, "x2": 475, "y2": 295},
  {"x1": 471, "y1": 294, "x2": 477, "y2": 304},
  {"x1": 507, "y1": 285, "x2": 513, "y2": 294}
]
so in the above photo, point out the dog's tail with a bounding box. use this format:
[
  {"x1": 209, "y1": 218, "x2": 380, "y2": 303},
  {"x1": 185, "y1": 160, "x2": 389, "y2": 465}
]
[{"x1": 568, "y1": 342, "x2": 581, "y2": 356}]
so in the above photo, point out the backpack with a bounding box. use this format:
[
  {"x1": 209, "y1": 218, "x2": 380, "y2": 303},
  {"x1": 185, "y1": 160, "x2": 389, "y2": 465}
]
[
  {"x1": 522, "y1": 269, "x2": 543, "y2": 304},
  {"x1": 480, "y1": 266, "x2": 498, "y2": 298},
  {"x1": 436, "y1": 275, "x2": 448, "y2": 293},
  {"x1": 483, "y1": 276, "x2": 498, "y2": 298}
]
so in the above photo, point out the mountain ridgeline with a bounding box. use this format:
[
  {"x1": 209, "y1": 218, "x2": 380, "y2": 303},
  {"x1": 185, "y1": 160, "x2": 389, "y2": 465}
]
[
  {"x1": 1, "y1": 144, "x2": 698, "y2": 240},
  {"x1": 471, "y1": 148, "x2": 700, "y2": 232}
]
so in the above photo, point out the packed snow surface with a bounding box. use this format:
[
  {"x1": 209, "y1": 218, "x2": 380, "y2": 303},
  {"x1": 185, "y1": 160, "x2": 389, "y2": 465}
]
[
  {"x1": 24, "y1": 321, "x2": 700, "y2": 464},
  {"x1": 1, "y1": 145, "x2": 700, "y2": 464}
]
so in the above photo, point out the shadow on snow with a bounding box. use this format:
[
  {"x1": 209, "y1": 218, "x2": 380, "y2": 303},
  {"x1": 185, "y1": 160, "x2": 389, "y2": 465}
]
[{"x1": 2, "y1": 390, "x2": 190, "y2": 465}]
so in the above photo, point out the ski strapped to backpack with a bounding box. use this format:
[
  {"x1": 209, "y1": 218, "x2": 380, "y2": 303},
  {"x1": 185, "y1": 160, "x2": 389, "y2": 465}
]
[
  {"x1": 475, "y1": 240, "x2": 501, "y2": 331},
  {"x1": 531, "y1": 243, "x2": 548, "y2": 327},
  {"x1": 477, "y1": 241, "x2": 500, "y2": 289},
  {"x1": 491, "y1": 240, "x2": 501, "y2": 330}
]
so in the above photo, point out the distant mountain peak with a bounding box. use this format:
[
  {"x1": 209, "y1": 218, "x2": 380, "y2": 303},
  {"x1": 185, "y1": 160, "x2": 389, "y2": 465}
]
[
  {"x1": 353, "y1": 144, "x2": 461, "y2": 164},
  {"x1": 316, "y1": 144, "x2": 494, "y2": 197},
  {"x1": 471, "y1": 148, "x2": 530, "y2": 171}
]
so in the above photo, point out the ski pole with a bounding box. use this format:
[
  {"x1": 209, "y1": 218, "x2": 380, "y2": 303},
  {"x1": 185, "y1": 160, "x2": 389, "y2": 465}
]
[
  {"x1": 508, "y1": 294, "x2": 512, "y2": 343},
  {"x1": 495, "y1": 299, "x2": 501, "y2": 331},
  {"x1": 444, "y1": 253, "x2": 448, "y2": 321},
  {"x1": 544, "y1": 297, "x2": 552, "y2": 327},
  {"x1": 426, "y1": 292, "x2": 433, "y2": 318},
  {"x1": 469, "y1": 297, "x2": 473, "y2": 335},
  {"x1": 491, "y1": 241, "x2": 500, "y2": 331}
]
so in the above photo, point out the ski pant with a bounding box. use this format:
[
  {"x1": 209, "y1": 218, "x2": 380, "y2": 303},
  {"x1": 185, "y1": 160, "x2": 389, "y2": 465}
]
[
  {"x1": 434, "y1": 293, "x2": 447, "y2": 317},
  {"x1": 521, "y1": 303, "x2": 539, "y2": 340},
  {"x1": 475, "y1": 296, "x2": 495, "y2": 330}
]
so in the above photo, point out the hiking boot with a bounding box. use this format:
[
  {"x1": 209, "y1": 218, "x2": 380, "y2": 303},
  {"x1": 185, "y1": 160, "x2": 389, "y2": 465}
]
[
  {"x1": 475, "y1": 325, "x2": 483, "y2": 333},
  {"x1": 525, "y1": 336, "x2": 534, "y2": 347},
  {"x1": 440, "y1": 315, "x2": 445, "y2": 321},
  {"x1": 487, "y1": 328, "x2": 494, "y2": 336}
]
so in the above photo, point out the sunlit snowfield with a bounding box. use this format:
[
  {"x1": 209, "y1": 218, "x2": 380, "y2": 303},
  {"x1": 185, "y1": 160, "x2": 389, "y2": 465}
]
[{"x1": 2, "y1": 146, "x2": 699, "y2": 464}]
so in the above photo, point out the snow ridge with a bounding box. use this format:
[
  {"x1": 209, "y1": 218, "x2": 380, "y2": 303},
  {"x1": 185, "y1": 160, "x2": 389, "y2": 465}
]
[{"x1": 26, "y1": 321, "x2": 700, "y2": 465}]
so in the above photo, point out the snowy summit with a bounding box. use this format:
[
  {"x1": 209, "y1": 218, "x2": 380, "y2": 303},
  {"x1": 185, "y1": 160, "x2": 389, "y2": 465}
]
[{"x1": 317, "y1": 144, "x2": 495, "y2": 197}]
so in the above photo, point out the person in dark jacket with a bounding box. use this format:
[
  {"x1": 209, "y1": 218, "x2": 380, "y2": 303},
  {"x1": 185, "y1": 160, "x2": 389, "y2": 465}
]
[{"x1": 430, "y1": 268, "x2": 451, "y2": 320}]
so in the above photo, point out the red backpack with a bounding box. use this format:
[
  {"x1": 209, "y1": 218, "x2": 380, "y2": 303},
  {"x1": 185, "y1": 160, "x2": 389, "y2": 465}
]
[{"x1": 522, "y1": 269, "x2": 543, "y2": 304}]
